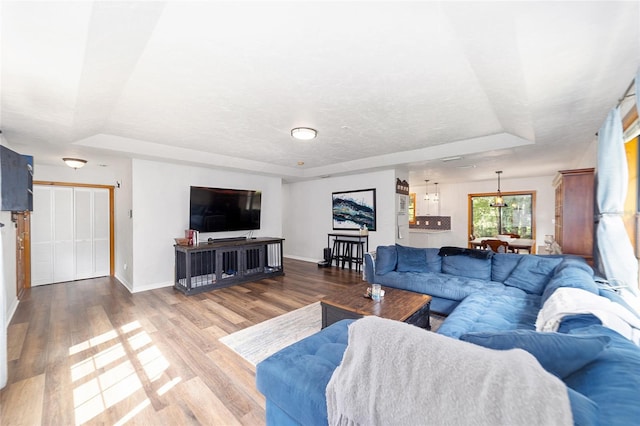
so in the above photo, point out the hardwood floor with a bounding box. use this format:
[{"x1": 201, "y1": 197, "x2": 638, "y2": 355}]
[{"x1": 1, "y1": 259, "x2": 363, "y2": 425}]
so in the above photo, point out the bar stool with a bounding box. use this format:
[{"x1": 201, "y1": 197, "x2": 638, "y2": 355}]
[
  {"x1": 331, "y1": 239, "x2": 350, "y2": 268},
  {"x1": 349, "y1": 240, "x2": 366, "y2": 272}
]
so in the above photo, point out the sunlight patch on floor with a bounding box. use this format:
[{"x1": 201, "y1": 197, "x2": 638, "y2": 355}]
[
  {"x1": 70, "y1": 320, "x2": 179, "y2": 425},
  {"x1": 157, "y1": 376, "x2": 182, "y2": 396},
  {"x1": 113, "y1": 399, "x2": 151, "y2": 426},
  {"x1": 69, "y1": 329, "x2": 118, "y2": 356}
]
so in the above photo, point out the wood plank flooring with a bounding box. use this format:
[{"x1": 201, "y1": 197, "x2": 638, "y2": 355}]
[{"x1": 1, "y1": 259, "x2": 363, "y2": 425}]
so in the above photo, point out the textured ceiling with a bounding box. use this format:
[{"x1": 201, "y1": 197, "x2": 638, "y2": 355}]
[{"x1": 1, "y1": 1, "x2": 639, "y2": 184}]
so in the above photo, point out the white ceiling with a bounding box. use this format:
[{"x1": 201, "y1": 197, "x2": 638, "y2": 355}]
[{"x1": 1, "y1": 1, "x2": 639, "y2": 184}]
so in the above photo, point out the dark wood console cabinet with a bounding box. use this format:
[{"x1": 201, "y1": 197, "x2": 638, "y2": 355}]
[
  {"x1": 174, "y1": 237, "x2": 284, "y2": 295},
  {"x1": 553, "y1": 168, "x2": 595, "y2": 263}
]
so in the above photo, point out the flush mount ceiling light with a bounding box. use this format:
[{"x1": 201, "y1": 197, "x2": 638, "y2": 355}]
[
  {"x1": 291, "y1": 127, "x2": 317, "y2": 140},
  {"x1": 63, "y1": 158, "x2": 87, "y2": 169},
  {"x1": 490, "y1": 170, "x2": 506, "y2": 207},
  {"x1": 440, "y1": 156, "x2": 463, "y2": 162}
]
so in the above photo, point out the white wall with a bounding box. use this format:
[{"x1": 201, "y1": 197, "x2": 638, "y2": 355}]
[
  {"x1": 0, "y1": 211, "x2": 17, "y2": 325},
  {"x1": 1, "y1": 211, "x2": 16, "y2": 389},
  {"x1": 408, "y1": 175, "x2": 557, "y2": 249},
  {"x1": 283, "y1": 169, "x2": 397, "y2": 262},
  {"x1": 574, "y1": 138, "x2": 598, "y2": 169},
  {"x1": 130, "y1": 159, "x2": 283, "y2": 292}
]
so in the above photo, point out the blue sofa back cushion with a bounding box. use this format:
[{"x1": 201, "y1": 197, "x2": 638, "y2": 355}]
[
  {"x1": 441, "y1": 253, "x2": 492, "y2": 281},
  {"x1": 491, "y1": 253, "x2": 523, "y2": 283},
  {"x1": 503, "y1": 255, "x2": 563, "y2": 295},
  {"x1": 396, "y1": 244, "x2": 430, "y2": 273},
  {"x1": 541, "y1": 264, "x2": 599, "y2": 305},
  {"x1": 424, "y1": 247, "x2": 442, "y2": 272},
  {"x1": 460, "y1": 329, "x2": 611, "y2": 379},
  {"x1": 375, "y1": 245, "x2": 397, "y2": 275}
]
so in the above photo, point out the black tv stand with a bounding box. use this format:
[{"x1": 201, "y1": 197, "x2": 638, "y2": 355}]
[
  {"x1": 174, "y1": 237, "x2": 285, "y2": 295},
  {"x1": 210, "y1": 236, "x2": 247, "y2": 243}
]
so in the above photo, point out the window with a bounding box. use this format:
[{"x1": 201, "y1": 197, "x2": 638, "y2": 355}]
[
  {"x1": 468, "y1": 191, "x2": 536, "y2": 239},
  {"x1": 408, "y1": 193, "x2": 416, "y2": 225}
]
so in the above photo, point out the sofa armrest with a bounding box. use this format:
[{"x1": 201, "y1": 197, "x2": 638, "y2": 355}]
[{"x1": 364, "y1": 251, "x2": 376, "y2": 283}]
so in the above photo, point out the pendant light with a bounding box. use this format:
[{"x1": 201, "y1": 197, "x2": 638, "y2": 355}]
[
  {"x1": 490, "y1": 171, "x2": 506, "y2": 207},
  {"x1": 424, "y1": 180, "x2": 429, "y2": 201},
  {"x1": 433, "y1": 182, "x2": 439, "y2": 202}
]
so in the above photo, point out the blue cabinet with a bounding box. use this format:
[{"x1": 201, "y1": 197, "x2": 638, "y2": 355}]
[{"x1": 0, "y1": 145, "x2": 33, "y2": 211}]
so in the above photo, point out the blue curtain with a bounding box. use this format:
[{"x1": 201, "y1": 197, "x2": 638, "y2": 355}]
[{"x1": 595, "y1": 102, "x2": 638, "y2": 294}]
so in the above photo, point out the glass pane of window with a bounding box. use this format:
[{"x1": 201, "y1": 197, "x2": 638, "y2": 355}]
[{"x1": 470, "y1": 192, "x2": 534, "y2": 239}]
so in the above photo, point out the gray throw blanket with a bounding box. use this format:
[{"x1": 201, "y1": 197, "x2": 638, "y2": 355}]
[{"x1": 326, "y1": 316, "x2": 573, "y2": 426}]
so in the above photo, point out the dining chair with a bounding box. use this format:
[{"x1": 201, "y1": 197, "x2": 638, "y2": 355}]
[{"x1": 481, "y1": 239, "x2": 510, "y2": 253}]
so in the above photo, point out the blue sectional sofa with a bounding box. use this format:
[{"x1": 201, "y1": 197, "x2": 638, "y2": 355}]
[{"x1": 256, "y1": 245, "x2": 640, "y2": 425}]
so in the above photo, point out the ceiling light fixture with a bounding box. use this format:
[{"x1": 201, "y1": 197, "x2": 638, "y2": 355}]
[
  {"x1": 63, "y1": 158, "x2": 87, "y2": 169},
  {"x1": 490, "y1": 171, "x2": 506, "y2": 207},
  {"x1": 441, "y1": 156, "x2": 463, "y2": 162},
  {"x1": 291, "y1": 127, "x2": 317, "y2": 140}
]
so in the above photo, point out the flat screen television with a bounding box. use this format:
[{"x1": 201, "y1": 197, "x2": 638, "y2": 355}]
[{"x1": 189, "y1": 186, "x2": 262, "y2": 232}]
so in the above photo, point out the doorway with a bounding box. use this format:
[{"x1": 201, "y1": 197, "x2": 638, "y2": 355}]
[{"x1": 30, "y1": 182, "x2": 114, "y2": 286}]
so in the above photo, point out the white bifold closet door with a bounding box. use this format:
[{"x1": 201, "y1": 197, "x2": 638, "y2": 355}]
[{"x1": 31, "y1": 185, "x2": 110, "y2": 286}]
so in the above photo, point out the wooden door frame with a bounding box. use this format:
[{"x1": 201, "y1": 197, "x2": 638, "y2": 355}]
[
  {"x1": 32, "y1": 181, "x2": 115, "y2": 277},
  {"x1": 13, "y1": 210, "x2": 31, "y2": 297}
]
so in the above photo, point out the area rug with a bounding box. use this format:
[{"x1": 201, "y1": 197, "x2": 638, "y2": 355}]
[
  {"x1": 219, "y1": 302, "x2": 322, "y2": 366},
  {"x1": 219, "y1": 302, "x2": 446, "y2": 366}
]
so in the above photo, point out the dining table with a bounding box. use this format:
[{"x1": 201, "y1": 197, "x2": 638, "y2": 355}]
[{"x1": 468, "y1": 237, "x2": 536, "y2": 253}]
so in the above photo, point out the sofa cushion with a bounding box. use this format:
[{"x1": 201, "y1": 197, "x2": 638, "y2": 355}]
[
  {"x1": 424, "y1": 247, "x2": 442, "y2": 272},
  {"x1": 566, "y1": 388, "x2": 599, "y2": 426},
  {"x1": 504, "y1": 255, "x2": 563, "y2": 295},
  {"x1": 541, "y1": 262, "x2": 598, "y2": 305},
  {"x1": 256, "y1": 319, "x2": 353, "y2": 426},
  {"x1": 396, "y1": 244, "x2": 429, "y2": 272},
  {"x1": 375, "y1": 271, "x2": 509, "y2": 303},
  {"x1": 460, "y1": 330, "x2": 611, "y2": 378},
  {"x1": 437, "y1": 292, "x2": 540, "y2": 338},
  {"x1": 562, "y1": 324, "x2": 640, "y2": 426},
  {"x1": 491, "y1": 253, "x2": 523, "y2": 283},
  {"x1": 375, "y1": 245, "x2": 397, "y2": 275},
  {"x1": 441, "y1": 254, "x2": 492, "y2": 280}
]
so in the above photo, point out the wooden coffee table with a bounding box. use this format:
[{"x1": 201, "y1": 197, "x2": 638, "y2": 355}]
[{"x1": 321, "y1": 284, "x2": 432, "y2": 329}]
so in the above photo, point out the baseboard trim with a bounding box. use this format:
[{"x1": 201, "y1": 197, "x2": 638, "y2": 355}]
[
  {"x1": 114, "y1": 273, "x2": 134, "y2": 293},
  {"x1": 130, "y1": 280, "x2": 173, "y2": 294},
  {"x1": 6, "y1": 298, "x2": 19, "y2": 325},
  {"x1": 284, "y1": 254, "x2": 319, "y2": 263}
]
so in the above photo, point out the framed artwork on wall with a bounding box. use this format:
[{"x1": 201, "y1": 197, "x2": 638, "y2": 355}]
[
  {"x1": 398, "y1": 194, "x2": 407, "y2": 214},
  {"x1": 332, "y1": 188, "x2": 377, "y2": 231}
]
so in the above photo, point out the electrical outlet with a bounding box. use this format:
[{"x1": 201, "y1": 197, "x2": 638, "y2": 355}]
[{"x1": 437, "y1": 221, "x2": 441, "y2": 226}]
